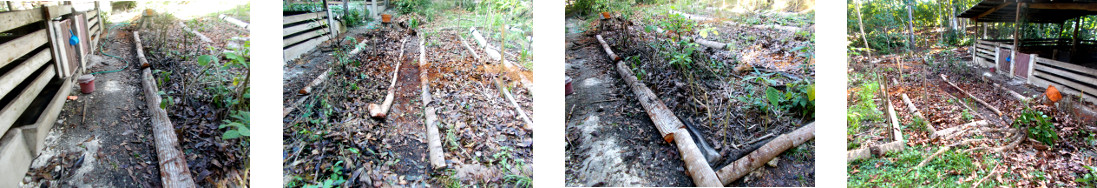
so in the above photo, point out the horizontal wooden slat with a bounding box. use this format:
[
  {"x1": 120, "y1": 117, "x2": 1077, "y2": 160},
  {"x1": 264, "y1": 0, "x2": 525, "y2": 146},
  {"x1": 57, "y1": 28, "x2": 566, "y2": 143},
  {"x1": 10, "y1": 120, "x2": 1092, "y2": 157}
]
[
  {"x1": 283, "y1": 21, "x2": 327, "y2": 36},
  {"x1": 44, "y1": 5, "x2": 73, "y2": 19},
  {"x1": 284, "y1": 12, "x2": 326, "y2": 25},
  {"x1": 22, "y1": 74, "x2": 73, "y2": 154},
  {"x1": 1034, "y1": 57, "x2": 1097, "y2": 77},
  {"x1": 0, "y1": 64, "x2": 56, "y2": 138},
  {"x1": 0, "y1": 29, "x2": 49, "y2": 69},
  {"x1": 976, "y1": 48, "x2": 993, "y2": 55},
  {"x1": 975, "y1": 53, "x2": 993, "y2": 60},
  {"x1": 284, "y1": 35, "x2": 330, "y2": 62},
  {"x1": 283, "y1": 30, "x2": 329, "y2": 47},
  {"x1": 1034, "y1": 64, "x2": 1097, "y2": 85},
  {"x1": 1033, "y1": 71, "x2": 1097, "y2": 98},
  {"x1": 0, "y1": 49, "x2": 52, "y2": 99},
  {"x1": 1031, "y1": 76, "x2": 1097, "y2": 104},
  {"x1": 0, "y1": 8, "x2": 44, "y2": 33}
]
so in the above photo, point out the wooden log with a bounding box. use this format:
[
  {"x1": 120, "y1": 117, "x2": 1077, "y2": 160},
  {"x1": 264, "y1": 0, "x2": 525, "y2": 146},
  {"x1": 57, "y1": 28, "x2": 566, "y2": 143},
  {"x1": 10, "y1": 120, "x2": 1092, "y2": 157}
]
[
  {"x1": 992, "y1": 83, "x2": 1028, "y2": 101},
  {"x1": 594, "y1": 35, "x2": 621, "y2": 61},
  {"x1": 900, "y1": 93, "x2": 936, "y2": 136},
  {"x1": 0, "y1": 49, "x2": 51, "y2": 99},
  {"x1": 846, "y1": 140, "x2": 905, "y2": 162},
  {"x1": 598, "y1": 34, "x2": 720, "y2": 186},
  {"x1": 494, "y1": 78, "x2": 534, "y2": 130},
  {"x1": 419, "y1": 35, "x2": 446, "y2": 169},
  {"x1": 458, "y1": 35, "x2": 481, "y2": 60},
  {"x1": 368, "y1": 38, "x2": 408, "y2": 118},
  {"x1": 0, "y1": 64, "x2": 55, "y2": 138},
  {"x1": 136, "y1": 30, "x2": 196, "y2": 187},
  {"x1": 178, "y1": 22, "x2": 212, "y2": 43},
  {"x1": 283, "y1": 95, "x2": 309, "y2": 118},
  {"x1": 883, "y1": 80, "x2": 903, "y2": 142},
  {"x1": 693, "y1": 37, "x2": 728, "y2": 50},
  {"x1": 345, "y1": 37, "x2": 370, "y2": 57},
  {"x1": 469, "y1": 27, "x2": 532, "y2": 87},
  {"x1": 298, "y1": 68, "x2": 331, "y2": 95},
  {"x1": 934, "y1": 120, "x2": 990, "y2": 138},
  {"x1": 134, "y1": 31, "x2": 149, "y2": 67},
  {"x1": 940, "y1": 74, "x2": 1003, "y2": 116},
  {"x1": 717, "y1": 123, "x2": 815, "y2": 185},
  {"x1": 218, "y1": 14, "x2": 249, "y2": 29},
  {"x1": 142, "y1": 68, "x2": 197, "y2": 187}
]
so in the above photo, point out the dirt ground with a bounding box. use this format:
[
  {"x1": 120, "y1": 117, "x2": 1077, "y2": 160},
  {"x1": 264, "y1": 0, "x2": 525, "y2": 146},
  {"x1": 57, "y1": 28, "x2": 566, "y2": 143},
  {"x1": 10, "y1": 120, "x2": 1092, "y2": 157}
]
[
  {"x1": 21, "y1": 8, "x2": 250, "y2": 187},
  {"x1": 847, "y1": 50, "x2": 1097, "y2": 187},
  {"x1": 564, "y1": 7, "x2": 815, "y2": 187},
  {"x1": 283, "y1": 16, "x2": 533, "y2": 187}
]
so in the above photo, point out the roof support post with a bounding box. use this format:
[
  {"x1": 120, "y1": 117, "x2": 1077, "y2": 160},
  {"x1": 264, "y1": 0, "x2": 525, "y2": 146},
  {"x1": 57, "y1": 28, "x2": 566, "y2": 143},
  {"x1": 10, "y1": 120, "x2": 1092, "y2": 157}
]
[
  {"x1": 1013, "y1": 2, "x2": 1022, "y2": 50},
  {"x1": 1071, "y1": 17, "x2": 1082, "y2": 62}
]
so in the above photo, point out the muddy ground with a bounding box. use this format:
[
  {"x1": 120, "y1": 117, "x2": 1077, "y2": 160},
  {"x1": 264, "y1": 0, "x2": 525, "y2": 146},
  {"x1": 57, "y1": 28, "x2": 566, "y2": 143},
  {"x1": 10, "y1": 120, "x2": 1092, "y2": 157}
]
[
  {"x1": 564, "y1": 7, "x2": 815, "y2": 187},
  {"x1": 283, "y1": 15, "x2": 533, "y2": 187},
  {"x1": 21, "y1": 9, "x2": 250, "y2": 187}
]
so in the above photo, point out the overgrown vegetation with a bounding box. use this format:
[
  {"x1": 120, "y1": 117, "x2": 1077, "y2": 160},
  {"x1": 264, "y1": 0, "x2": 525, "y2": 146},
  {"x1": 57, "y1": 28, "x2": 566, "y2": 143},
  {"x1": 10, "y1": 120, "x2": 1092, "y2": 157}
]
[{"x1": 1014, "y1": 107, "x2": 1057, "y2": 146}]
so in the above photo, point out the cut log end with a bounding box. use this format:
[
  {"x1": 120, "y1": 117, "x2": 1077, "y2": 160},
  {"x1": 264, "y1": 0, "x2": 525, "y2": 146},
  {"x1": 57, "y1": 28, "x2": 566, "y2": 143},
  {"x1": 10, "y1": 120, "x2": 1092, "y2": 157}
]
[
  {"x1": 368, "y1": 103, "x2": 386, "y2": 119},
  {"x1": 298, "y1": 89, "x2": 308, "y2": 95},
  {"x1": 663, "y1": 133, "x2": 675, "y2": 143}
]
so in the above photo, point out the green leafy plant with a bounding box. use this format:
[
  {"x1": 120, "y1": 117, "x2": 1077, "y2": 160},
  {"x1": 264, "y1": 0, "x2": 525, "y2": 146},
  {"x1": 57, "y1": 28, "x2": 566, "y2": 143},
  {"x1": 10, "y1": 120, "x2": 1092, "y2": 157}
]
[
  {"x1": 1077, "y1": 166, "x2": 1097, "y2": 185},
  {"x1": 219, "y1": 111, "x2": 250, "y2": 139},
  {"x1": 306, "y1": 161, "x2": 347, "y2": 188},
  {"x1": 1014, "y1": 108, "x2": 1057, "y2": 146}
]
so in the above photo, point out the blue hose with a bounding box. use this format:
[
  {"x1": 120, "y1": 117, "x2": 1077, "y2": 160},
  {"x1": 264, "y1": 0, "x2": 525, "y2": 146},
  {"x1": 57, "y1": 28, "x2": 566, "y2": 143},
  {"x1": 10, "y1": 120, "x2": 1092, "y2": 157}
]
[{"x1": 88, "y1": 22, "x2": 131, "y2": 75}]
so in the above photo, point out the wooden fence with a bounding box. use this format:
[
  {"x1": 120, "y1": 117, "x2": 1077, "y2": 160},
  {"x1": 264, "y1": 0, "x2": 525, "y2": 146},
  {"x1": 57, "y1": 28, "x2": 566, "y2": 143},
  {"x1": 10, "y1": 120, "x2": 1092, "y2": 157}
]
[
  {"x1": 283, "y1": 10, "x2": 343, "y2": 62},
  {"x1": 0, "y1": 2, "x2": 103, "y2": 184},
  {"x1": 973, "y1": 39, "x2": 1097, "y2": 104}
]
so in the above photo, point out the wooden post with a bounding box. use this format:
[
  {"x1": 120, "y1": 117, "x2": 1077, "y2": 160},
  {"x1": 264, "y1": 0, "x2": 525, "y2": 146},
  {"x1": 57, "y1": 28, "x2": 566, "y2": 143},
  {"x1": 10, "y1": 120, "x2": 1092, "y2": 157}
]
[
  {"x1": 1012, "y1": 3, "x2": 1022, "y2": 50},
  {"x1": 1071, "y1": 17, "x2": 1082, "y2": 61},
  {"x1": 323, "y1": 0, "x2": 336, "y2": 36},
  {"x1": 1027, "y1": 54, "x2": 1035, "y2": 83},
  {"x1": 135, "y1": 31, "x2": 197, "y2": 187}
]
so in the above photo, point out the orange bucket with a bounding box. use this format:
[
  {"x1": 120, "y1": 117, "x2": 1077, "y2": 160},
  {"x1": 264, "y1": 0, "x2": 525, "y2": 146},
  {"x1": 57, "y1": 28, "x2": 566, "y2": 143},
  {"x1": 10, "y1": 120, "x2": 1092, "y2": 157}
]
[
  {"x1": 381, "y1": 14, "x2": 392, "y2": 23},
  {"x1": 601, "y1": 12, "x2": 611, "y2": 19},
  {"x1": 1046, "y1": 85, "x2": 1062, "y2": 102}
]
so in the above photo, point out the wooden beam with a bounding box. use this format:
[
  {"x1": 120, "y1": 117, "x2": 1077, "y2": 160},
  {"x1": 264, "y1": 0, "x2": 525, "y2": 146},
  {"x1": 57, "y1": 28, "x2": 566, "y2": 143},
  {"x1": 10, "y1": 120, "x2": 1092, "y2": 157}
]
[
  {"x1": 0, "y1": 8, "x2": 44, "y2": 32},
  {"x1": 283, "y1": 30, "x2": 330, "y2": 48},
  {"x1": 283, "y1": 12, "x2": 325, "y2": 25},
  {"x1": 1029, "y1": 3, "x2": 1097, "y2": 11},
  {"x1": 0, "y1": 64, "x2": 55, "y2": 139},
  {"x1": 0, "y1": 29, "x2": 49, "y2": 68},
  {"x1": 1013, "y1": 3, "x2": 1023, "y2": 50},
  {"x1": 0, "y1": 49, "x2": 51, "y2": 99},
  {"x1": 972, "y1": 2, "x2": 1012, "y2": 21},
  {"x1": 135, "y1": 31, "x2": 197, "y2": 187}
]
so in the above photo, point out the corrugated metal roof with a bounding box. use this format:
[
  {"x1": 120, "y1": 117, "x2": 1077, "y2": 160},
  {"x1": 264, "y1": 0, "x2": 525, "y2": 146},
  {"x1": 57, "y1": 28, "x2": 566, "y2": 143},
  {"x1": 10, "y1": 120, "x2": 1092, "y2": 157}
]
[{"x1": 958, "y1": 0, "x2": 1097, "y2": 23}]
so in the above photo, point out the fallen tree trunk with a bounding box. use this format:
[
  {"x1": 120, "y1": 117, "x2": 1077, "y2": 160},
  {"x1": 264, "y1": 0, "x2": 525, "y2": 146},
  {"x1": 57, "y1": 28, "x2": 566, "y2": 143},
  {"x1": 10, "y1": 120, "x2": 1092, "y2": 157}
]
[
  {"x1": 283, "y1": 95, "x2": 309, "y2": 118},
  {"x1": 368, "y1": 38, "x2": 408, "y2": 118},
  {"x1": 458, "y1": 35, "x2": 481, "y2": 60},
  {"x1": 597, "y1": 34, "x2": 721, "y2": 186},
  {"x1": 846, "y1": 140, "x2": 906, "y2": 162},
  {"x1": 470, "y1": 27, "x2": 533, "y2": 91},
  {"x1": 298, "y1": 68, "x2": 331, "y2": 95},
  {"x1": 218, "y1": 14, "x2": 249, "y2": 29},
  {"x1": 594, "y1": 35, "x2": 621, "y2": 61},
  {"x1": 992, "y1": 83, "x2": 1028, "y2": 101},
  {"x1": 716, "y1": 123, "x2": 815, "y2": 185},
  {"x1": 901, "y1": 93, "x2": 936, "y2": 136},
  {"x1": 135, "y1": 31, "x2": 196, "y2": 187},
  {"x1": 882, "y1": 78, "x2": 903, "y2": 143},
  {"x1": 134, "y1": 31, "x2": 150, "y2": 68},
  {"x1": 940, "y1": 74, "x2": 1003, "y2": 116},
  {"x1": 494, "y1": 78, "x2": 534, "y2": 130},
  {"x1": 693, "y1": 37, "x2": 729, "y2": 50},
  {"x1": 178, "y1": 22, "x2": 212, "y2": 43},
  {"x1": 419, "y1": 35, "x2": 446, "y2": 169}
]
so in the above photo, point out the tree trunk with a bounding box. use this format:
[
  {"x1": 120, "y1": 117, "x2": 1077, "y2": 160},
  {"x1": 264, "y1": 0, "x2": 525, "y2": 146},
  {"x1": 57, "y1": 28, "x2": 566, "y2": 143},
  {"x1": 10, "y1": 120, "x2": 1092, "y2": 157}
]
[
  {"x1": 940, "y1": 74, "x2": 1003, "y2": 116},
  {"x1": 597, "y1": 34, "x2": 721, "y2": 186},
  {"x1": 901, "y1": 93, "x2": 936, "y2": 136},
  {"x1": 298, "y1": 68, "x2": 331, "y2": 95},
  {"x1": 856, "y1": 0, "x2": 872, "y2": 58},
  {"x1": 368, "y1": 38, "x2": 408, "y2": 118},
  {"x1": 419, "y1": 35, "x2": 446, "y2": 169},
  {"x1": 906, "y1": 0, "x2": 916, "y2": 51},
  {"x1": 717, "y1": 123, "x2": 815, "y2": 184},
  {"x1": 135, "y1": 32, "x2": 196, "y2": 187}
]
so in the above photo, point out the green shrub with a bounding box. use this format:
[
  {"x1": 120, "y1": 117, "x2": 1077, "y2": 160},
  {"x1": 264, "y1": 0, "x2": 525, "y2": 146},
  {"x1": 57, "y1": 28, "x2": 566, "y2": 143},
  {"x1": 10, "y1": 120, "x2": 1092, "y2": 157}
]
[{"x1": 1014, "y1": 108, "x2": 1058, "y2": 146}]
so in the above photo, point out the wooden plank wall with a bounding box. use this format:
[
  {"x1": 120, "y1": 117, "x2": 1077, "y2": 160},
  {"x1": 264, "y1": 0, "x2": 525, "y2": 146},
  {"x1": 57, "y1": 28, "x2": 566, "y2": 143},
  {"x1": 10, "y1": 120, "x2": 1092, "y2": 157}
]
[
  {"x1": 0, "y1": 2, "x2": 102, "y2": 177},
  {"x1": 1032, "y1": 57, "x2": 1097, "y2": 104},
  {"x1": 283, "y1": 11, "x2": 333, "y2": 62}
]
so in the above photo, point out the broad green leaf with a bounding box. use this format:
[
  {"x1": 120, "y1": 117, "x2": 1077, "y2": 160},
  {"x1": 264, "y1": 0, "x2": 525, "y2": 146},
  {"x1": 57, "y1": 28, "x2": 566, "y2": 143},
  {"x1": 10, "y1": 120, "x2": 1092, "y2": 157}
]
[
  {"x1": 766, "y1": 87, "x2": 781, "y2": 108},
  {"x1": 197, "y1": 55, "x2": 216, "y2": 66}
]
